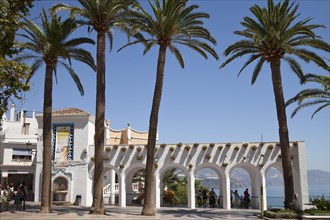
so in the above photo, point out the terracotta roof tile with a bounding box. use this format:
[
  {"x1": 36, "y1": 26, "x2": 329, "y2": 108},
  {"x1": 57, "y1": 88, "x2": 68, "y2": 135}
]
[
  {"x1": 37, "y1": 108, "x2": 91, "y2": 117},
  {"x1": 52, "y1": 108, "x2": 90, "y2": 116}
]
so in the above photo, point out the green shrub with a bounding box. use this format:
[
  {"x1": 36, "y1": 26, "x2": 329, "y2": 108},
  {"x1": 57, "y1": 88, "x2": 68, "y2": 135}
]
[
  {"x1": 309, "y1": 196, "x2": 330, "y2": 211},
  {"x1": 264, "y1": 209, "x2": 301, "y2": 219}
]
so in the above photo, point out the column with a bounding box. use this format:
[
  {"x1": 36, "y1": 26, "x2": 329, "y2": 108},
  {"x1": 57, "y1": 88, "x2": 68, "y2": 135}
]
[
  {"x1": 154, "y1": 173, "x2": 161, "y2": 208},
  {"x1": 252, "y1": 170, "x2": 266, "y2": 209},
  {"x1": 293, "y1": 142, "x2": 309, "y2": 210},
  {"x1": 119, "y1": 173, "x2": 126, "y2": 207},
  {"x1": 188, "y1": 173, "x2": 195, "y2": 209},
  {"x1": 110, "y1": 169, "x2": 116, "y2": 205},
  {"x1": 223, "y1": 170, "x2": 231, "y2": 209}
]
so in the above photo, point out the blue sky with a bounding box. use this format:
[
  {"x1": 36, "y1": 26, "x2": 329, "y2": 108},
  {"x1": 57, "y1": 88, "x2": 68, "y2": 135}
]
[{"x1": 11, "y1": 0, "x2": 330, "y2": 171}]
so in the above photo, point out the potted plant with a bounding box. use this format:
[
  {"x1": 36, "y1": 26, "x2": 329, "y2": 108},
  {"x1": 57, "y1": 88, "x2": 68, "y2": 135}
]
[
  {"x1": 205, "y1": 154, "x2": 212, "y2": 160},
  {"x1": 209, "y1": 143, "x2": 215, "y2": 148},
  {"x1": 136, "y1": 155, "x2": 143, "y2": 161},
  {"x1": 202, "y1": 145, "x2": 208, "y2": 151},
  {"x1": 251, "y1": 145, "x2": 258, "y2": 151},
  {"x1": 113, "y1": 144, "x2": 119, "y2": 149},
  {"x1": 268, "y1": 144, "x2": 274, "y2": 150},
  {"x1": 105, "y1": 147, "x2": 111, "y2": 152},
  {"x1": 177, "y1": 142, "x2": 183, "y2": 148},
  {"x1": 170, "y1": 155, "x2": 176, "y2": 160},
  {"x1": 129, "y1": 144, "x2": 134, "y2": 149},
  {"x1": 234, "y1": 146, "x2": 239, "y2": 151},
  {"x1": 193, "y1": 143, "x2": 199, "y2": 148},
  {"x1": 184, "y1": 145, "x2": 191, "y2": 151},
  {"x1": 188, "y1": 164, "x2": 193, "y2": 169},
  {"x1": 218, "y1": 146, "x2": 223, "y2": 151},
  {"x1": 242, "y1": 143, "x2": 248, "y2": 148},
  {"x1": 137, "y1": 147, "x2": 142, "y2": 152},
  {"x1": 222, "y1": 163, "x2": 228, "y2": 167},
  {"x1": 160, "y1": 143, "x2": 166, "y2": 148},
  {"x1": 121, "y1": 147, "x2": 127, "y2": 152},
  {"x1": 169, "y1": 146, "x2": 175, "y2": 152},
  {"x1": 226, "y1": 143, "x2": 231, "y2": 148},
  {"x1": 119, "y1": 164, "x2": 124, "y2": 169}
]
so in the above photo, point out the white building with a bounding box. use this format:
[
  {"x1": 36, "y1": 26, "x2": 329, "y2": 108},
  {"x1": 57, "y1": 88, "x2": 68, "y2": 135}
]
[
  {"x1": 0, "y1": 106, "x2": 309, "y2": 209},
  {"x1": 0, "y1": 104, "x2": 38, "y2": 199}
]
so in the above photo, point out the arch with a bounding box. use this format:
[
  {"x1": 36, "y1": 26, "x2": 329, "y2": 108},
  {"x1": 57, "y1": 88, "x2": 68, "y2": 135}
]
[
  {"x1": 265, "y1": 163, "x2": 284, "y2": 209},
  {"x1": 195, "y1": 163, "x2": 225, "y2": 208},
  {"x1": 52, "y1": 176, "x2": 69, "y2": 202},
  {"x1": 229, "y1": 163, "x2": 259, "y2": 209},
  {"x1": 158, "y1": 164, "x2": 189, "y2": 207},
  {"x1": 125, "y1": 165, "x2": 146, "y2": 206}
]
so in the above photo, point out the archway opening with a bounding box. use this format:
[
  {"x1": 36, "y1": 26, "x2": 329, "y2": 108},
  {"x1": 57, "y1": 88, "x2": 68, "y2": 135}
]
[
  {"x1": 53, "y1": 176, "x2": 68, "y2": 202},
  {"x1": 230, "y1": 167, "x2": 252, "y2": 209},
  {"x1": 195, "y1": 168, "x2": 221, "y2": 208},
  {"x1": 129, "y1": 169, "x2": 146, "y2": 206},
  {"x1": 103, "y1": 169, "x2": 119, "y2": 205},
  {"x1": 266, "y1": 167, "x2": 284, "y2": 209},
  {"x1": 161, "y1": 168, "x2": 188, "y2": 207}
]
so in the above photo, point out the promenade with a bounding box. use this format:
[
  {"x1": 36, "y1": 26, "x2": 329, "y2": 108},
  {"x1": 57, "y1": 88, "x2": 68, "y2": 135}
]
[{"x1": 0, "y1": 202, "x2": 260, "y2": 220}]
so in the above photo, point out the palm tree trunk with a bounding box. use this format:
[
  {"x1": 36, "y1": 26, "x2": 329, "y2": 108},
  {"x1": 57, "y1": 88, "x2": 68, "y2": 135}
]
[
  {"x1": 270, "y1": 58, "x2": 295, "y2": 209},
  {"x1": 90, "y1": 31, "x2": 105, "y2": 215},
  {"x1": 142, "y1": 45, "x2": 167, "y2": 216},
  {"x1": 40, "y1": 64, "x2": 54, "y2": 213}
]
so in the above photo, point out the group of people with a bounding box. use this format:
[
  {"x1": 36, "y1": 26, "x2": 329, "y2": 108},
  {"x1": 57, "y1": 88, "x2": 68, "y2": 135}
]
[
  {"x1": 231, "y1": 188, "x2": 251, "y2": 209},
  {"x1": 196, "y1": 188, "x2": 218, "y2": 208},
  {"x1": 0, "y1": 182, "x2": 27, "y2": 211}
]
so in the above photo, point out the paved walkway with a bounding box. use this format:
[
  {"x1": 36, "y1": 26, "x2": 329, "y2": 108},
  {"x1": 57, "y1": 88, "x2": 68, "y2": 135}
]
[{"x1": 0, "y1": 202, "x2": 260, "y2": 220}]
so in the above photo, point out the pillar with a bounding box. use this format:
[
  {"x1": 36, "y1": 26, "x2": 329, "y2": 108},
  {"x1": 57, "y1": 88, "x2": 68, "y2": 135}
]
[
  {"x1": 292, "y1": 142, "x2": 309, "y2": 210},
  {"x1": 188, "y1": 173, "x2": 195, "y2": 209},
  {"x1": 154, "y1": 173, "x2": 161, "y2": 208},
  {"x1": 110, "y1": 169, "x2": 116, "y2": 205},
  {"x1": 223, "y1": 170, "x2": 231, "y2": 209},
  {"x1": 119, "y1": 173, "x2": 126, "y2": 207}
]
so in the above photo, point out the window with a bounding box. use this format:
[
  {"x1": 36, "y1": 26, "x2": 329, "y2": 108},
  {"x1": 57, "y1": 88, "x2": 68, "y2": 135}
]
[
  {"x1": 52, "y1": 123, "x2": 74, "y2": 166},
  {"x1": 12, "y1": 148, "x2": 32, "y2": 161}
]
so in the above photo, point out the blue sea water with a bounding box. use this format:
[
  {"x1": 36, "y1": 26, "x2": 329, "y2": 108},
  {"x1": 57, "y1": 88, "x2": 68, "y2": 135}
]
[{"x1": 214, "y1": 184, "x2": 330, "y2": 208}]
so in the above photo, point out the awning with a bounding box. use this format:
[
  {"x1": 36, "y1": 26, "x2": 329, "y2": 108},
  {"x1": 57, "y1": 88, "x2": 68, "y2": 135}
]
[{"x1": 12, "y1": 148, "x2": 31, "y2": 156}]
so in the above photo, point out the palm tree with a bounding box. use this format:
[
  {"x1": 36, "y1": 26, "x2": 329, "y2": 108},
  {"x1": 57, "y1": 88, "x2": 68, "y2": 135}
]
[
  {"x1": 119, "y1": 0, "x2": 218, "y2": 215},
  {"x1": 286, "y1": 73, "x2": 330, "y2": 118},
  {"x1": 16, "y1": 9, "x2": 95, "y2": 213},
  {"x1": 51, "y1": 0, "x2": 138, "y2": 214},
  {"x1": 220, "y1": 0, "x2": 330, "y2": 209}
]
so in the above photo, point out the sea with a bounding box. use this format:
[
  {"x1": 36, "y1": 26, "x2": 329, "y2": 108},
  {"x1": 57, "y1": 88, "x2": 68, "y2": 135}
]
[{"x1": 214, "y1": 184, "x2": 330, "y2": 208}]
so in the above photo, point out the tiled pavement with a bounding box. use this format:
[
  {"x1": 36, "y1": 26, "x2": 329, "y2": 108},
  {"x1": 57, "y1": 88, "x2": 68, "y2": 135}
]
[{"x1": 0, "y1": 202, "x2": 261, "y2": 220}]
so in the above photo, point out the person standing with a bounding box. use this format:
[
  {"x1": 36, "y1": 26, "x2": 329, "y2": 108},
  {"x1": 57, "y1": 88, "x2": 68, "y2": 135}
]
[
  {"x1": 15, "y1": 187, "x2": 23, "y2": 211},
  {"x1": 243, "y1": 188, "x2": 250, "y2": 208},
  {"x1": 20, "y1": 182, "x2": 28, "y2": 211},
  {"x1": 202, "y1": 190, "x2": 208, "y2": 208},
  {"x1": 196, "y1": 190, "x2": 202, "y2": 207},
  {"x1": 234, "y1": 190, "x2": 240, "y2": 208},
  {"x1": 2, "y1": 186, "x2": 12, "y2": 211},
  {"x1": 209, "y1": 188, "x2": 217, "y2": 208}
]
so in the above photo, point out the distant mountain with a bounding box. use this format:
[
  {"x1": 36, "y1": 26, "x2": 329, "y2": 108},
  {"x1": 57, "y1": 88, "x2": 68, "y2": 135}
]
[
  {"x1": 196, "y1": 169, "x2": 329, "y2": 188},
  {"x1": 308, "y1": 170, "x2": 330, "y2": 185}
]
